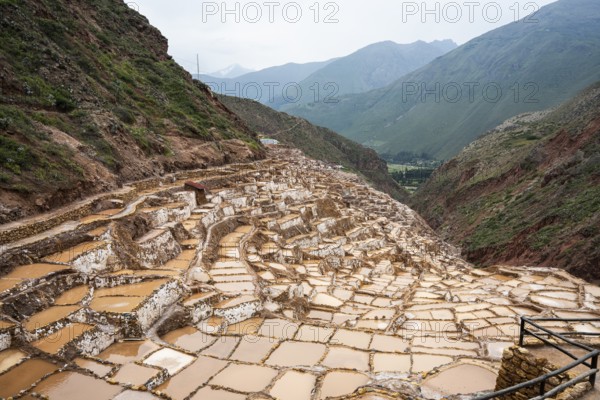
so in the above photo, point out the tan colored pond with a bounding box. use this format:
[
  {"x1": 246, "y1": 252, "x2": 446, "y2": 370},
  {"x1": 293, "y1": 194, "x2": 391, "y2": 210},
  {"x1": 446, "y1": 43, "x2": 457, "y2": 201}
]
[
  {"x1": 23, "y1": 305, "x2": 80, "y2": 331},
  {"x1": 0, "y1": 349, "x2": 28, "y2": 374},
  {"x1": 0, "y1": 359, "x2": 58, "y2": 398},
  {"x1": 321, "y1": 346, "x2": 370, "y2": 371},
  {"x1": 270, "y1": 370, "x2": 317, "y2": 400},
  {"x1": 157, "y1": 355, "x2": 228, "y2": 400},
  {"x1": 32, "y1": 323, "x2": 93, "y2": 355},
  {"x1": 421, "y1": 363, "x2": 497, "y2": 397},
  {"x1": 162, "y1": 326, "x2": 216, "y2": 352},
  {"x1": 318, "y1": 370, "x2": 369, "y2": 400},
  {"x1": 90, "y1": 296, "x2": 145, "y2": 313},
  {"x1": 372, "y1": 353, "x2": 411, "y2": 373},
  {"x1": 97, "y1": 340, "x2": 160, "y2": 364},
  {"x1": 33, "y1": 371, "x2": 122, "y2": 400},
  {"x1": 209, "y1": 363, "x2": 279, "y2": 392},
  {"x1": 54, "y1": 286, "x2": 89, "y2": 305},
  {"x1": 266, "y1": 341, "x2": 327, "y2": 367},
  {"x1": 94, "y1": 279, "x2": 168, "y2": 297},
  {"x1": 112, "y1": 362, "x2": 158, "y2": 386},
  {"x1": 230, "y1": 336, "x2": 278, "y2": 363}
]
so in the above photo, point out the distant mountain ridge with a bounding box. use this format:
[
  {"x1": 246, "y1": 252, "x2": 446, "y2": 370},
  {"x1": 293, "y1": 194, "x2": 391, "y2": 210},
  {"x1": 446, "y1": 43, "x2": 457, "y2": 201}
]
[
  {"x1": 283, "y1": 0, "x2": 600, "y2": 160},
  {"x1": 206, "y1": 63, "x2": 254, "y2": 79},
  {"x1": 199, "y1": 40, "x2": 456, "y2": 107},
  {"x1": 277, "y1": 39, "x2": 457, "y2": 108},
  {"x1": 198, "y1": 59, "x2": 337, "y2": 104}
]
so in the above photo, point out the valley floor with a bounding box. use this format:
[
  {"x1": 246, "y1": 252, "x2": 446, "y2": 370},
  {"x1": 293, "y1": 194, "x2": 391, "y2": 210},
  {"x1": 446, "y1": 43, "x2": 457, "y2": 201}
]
[{"x1": 0, "y1": 147, "x2": 599, "y2": 399}]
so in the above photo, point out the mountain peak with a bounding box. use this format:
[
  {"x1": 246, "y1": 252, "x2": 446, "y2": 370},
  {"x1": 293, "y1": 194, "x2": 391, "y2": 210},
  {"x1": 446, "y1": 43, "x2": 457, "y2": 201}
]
[{"x1": 207, "y1": 64, "x2": 255, "y2": 79}]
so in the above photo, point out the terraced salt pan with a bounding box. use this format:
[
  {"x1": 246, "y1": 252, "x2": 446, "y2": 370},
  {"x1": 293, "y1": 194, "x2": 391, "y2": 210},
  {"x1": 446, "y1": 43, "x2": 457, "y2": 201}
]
[
  {"x1": 74, "y1": 357, "x2": 113, "y2": 377},
  {"x1": 54, "y1": 285, "x2": 89, "y2": 305},
  {"x1": 318, "y1": 370, "x2": 369, "y2": 400},
  {"x1": 111, "y1": 362, "x2": 159, "y2": 386},
  {"x1": 98, "y1": 340, "x2": 160, "y2": 364},
  {"x1": 421, "y1": 363, "x2": 497, "y2": 398},
  {"x1": 143, "y1": 348, "x2": 195, "y2": 374},
  {"x1": 209, "y1": 363, "x2": 279, "y2": 392},
  {"x1": 157, "y1": 355, "x2": 228, "y2": 400},
  {"x1": 0, "y1": 348, "x2": 27, "y2": 373},
  {"x1": 266, "y1": 340, "x2": 327, "y2": 367},
  {"x1": 23, "y1": 305, "x2": 80, "y2": 331},
  {"x1": 270, "y1": 370, "x2": 317, "y2": 400},
  {"x1": 162, "y1": 326, "x2": 216, "y2": 352},
  {"x1": 32, "y1": 323, "x2": 94, "y2": 355},
  {"x1": 0, "y1": 358, "x2": 58, "y2": 398},
  {"x1": 33, "y1": 371, "x2": 122, "y2": 400}
]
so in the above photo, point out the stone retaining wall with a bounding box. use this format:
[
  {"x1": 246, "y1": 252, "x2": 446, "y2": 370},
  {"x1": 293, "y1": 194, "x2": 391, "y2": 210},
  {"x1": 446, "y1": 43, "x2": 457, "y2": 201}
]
[{"x1": 495, "y1": 346, "x2": 592, "y2": 400}]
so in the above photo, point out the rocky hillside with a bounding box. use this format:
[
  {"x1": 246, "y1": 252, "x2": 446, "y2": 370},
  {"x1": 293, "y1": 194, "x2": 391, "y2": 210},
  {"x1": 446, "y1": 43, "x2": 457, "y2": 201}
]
[
  {"x1": 285, "y1": 0, "x2": 600, "y2": 160},
  {"x1": 218, "y1": 95, "x2": 409, "y2": 202},
  {"x1": 411, "y1": 83, "x2": 600, "y2": 281},
  {"x1": 0, "y1": 0, "x2": 263, "y2": 224}
]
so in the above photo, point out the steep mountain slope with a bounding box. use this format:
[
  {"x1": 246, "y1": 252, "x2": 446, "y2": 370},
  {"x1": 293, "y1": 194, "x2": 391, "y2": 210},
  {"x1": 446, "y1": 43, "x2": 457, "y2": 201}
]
[
  {"x1": 285, "y1": 0, "x2": 600, "y2": 160},
  {"x1": 198, "y1": 59, "x2": 336, "y2": 105},
  {"x1": 276, "y1": 40, "x2": 456, "y2": 108},
  {"x1": 218, "y1": 95, "x2": 409, "y2": 202},
  {"x1": 0, "y1": 0, "x2": 263, "y2": 224},
  {"x1": 411, "y1": 83, "x2": 600, "y2": 281}
]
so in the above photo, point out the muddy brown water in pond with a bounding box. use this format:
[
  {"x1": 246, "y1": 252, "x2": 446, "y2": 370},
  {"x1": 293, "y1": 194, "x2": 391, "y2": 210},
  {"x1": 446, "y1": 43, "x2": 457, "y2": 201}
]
[
  {"x1": 201, "y1": 336, "x2": 240, "y2": 358},
  {"x1": 162, "y1": 326, "x2": 216, "y2": 352},
  {"x1": 32, "y1": 323, "x2": 93, "y2": 355},
  {"x1": 209, "y1": 363, "x2": 279, "y2": 392},
  {"x1": 112, "y1": 363, "x2": 158, "y2": 386},
  {"x1": 191, "y1": 387, "x2": 246, "y2": 400},
  {"x1": 157, "y1": 355, "x2": 229, "y2": 400},
  {"x1": 0, "y1": 358, "x2": 58, "y2": 398},
  {"x1": 230, "y1": 336, "x2": 278, "y2": 363},
  {"x1": 322, "y1": 346, "x2": 370, "y2": 371},
  {"x1": 269, "y1": 370, "x2": 317, "y2": 400},
  {"x1": 2, "y1": 263, "x2": 69, "y2": 280},
  {"x1": 266, "y1": 341, "x2": 327, "y2": 367},
  {"x1": 23, "y1": 305, "x2": 80, "y2": 331},
  {"x1": 74, "y1": 358, "x2": 113, "y2": 377},
  {"x1": 421, "y1": 363, "x2": 497, "y2": 397},
  {"x1": 90, "y1": 295, "x2": 145, "y2": 313},
  {"x1": 54, "y1": 286, "x2": 89, "y2": 305},
  {"x1": 94, "y1": 279, "x2": 169, "y2": 297},
  {"x1": 97, "y1": 340, "x2": 160, "y2": 364},
  {"x1": 0, "y1": 349, "x2": 27, "y2": 373},
  {"x1": 226, "y1": 317, "x2": 263, "y2": 335},
  {"x1": 318, "y1": 370, "x2": 369, "y2": 400},
  {"x1": 32, "y1": 371, "x2": 122, "y2": 400},
  {"x1": 372, "y1": 353, "x2": 411, "y2": 373}
]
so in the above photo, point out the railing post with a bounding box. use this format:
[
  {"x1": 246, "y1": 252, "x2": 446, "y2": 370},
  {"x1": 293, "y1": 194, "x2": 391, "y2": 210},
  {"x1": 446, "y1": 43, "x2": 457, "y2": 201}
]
[
  {"x1": 540, "y1": 380, "x2": 546, "y2": 396},
  {"x1": 591, "y1": 353, "x2": 598, "y2": 387},
  {"x1": 519, "y1": 317, "x2": 526, "y2": 347}
]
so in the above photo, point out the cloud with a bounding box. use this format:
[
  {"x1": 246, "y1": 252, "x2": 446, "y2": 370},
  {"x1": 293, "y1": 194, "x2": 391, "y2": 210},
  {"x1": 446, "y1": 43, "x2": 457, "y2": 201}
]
[{"x1": 133, "y1": 0, "x2": 558, "y2": 73}]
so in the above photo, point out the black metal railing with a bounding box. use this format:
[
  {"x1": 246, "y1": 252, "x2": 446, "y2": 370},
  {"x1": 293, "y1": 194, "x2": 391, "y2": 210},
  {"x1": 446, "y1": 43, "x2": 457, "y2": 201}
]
[{"x1": 474, "y1": 316, "x2": 600, "y2": 400}]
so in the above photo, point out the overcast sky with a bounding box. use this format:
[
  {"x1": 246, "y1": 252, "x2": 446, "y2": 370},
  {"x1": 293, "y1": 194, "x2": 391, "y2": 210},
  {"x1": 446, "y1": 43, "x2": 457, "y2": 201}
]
[{"x1": 132, "y1": 0, "x2": 557, "y2": 74}]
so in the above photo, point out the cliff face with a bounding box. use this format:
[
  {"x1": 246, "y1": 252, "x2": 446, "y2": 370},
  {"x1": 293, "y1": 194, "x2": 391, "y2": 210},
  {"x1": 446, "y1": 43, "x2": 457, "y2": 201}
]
[
  {"x1": 411, "y1": 83, "x2": 600, "y2": 281},
  {"x1": 0, "y1": 0, "x2": 263, "y2": 224}
]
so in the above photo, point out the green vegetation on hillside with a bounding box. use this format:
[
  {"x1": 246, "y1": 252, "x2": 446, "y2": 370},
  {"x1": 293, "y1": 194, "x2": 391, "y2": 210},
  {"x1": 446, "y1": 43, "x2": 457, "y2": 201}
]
[
  {"x1": 411, "y1": 83, "x2": 600, "y2": 281},
  {"x1": 0, "y1": 0, "x2": 261, "y2": 223},
  {"x1": 218, "y1": 95, "x2": 409, "y2": 202},
  {"x1": 284, "y1": 0, "x2": 600, "y2": 161}
]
